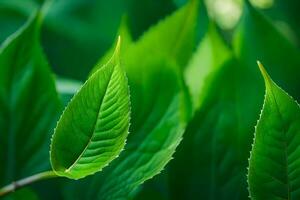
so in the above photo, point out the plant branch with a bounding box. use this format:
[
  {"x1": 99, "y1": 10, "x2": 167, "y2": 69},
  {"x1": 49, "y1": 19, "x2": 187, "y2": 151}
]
[{"x1": 0, "y1": 171, "x2": 58, "y2": 197}]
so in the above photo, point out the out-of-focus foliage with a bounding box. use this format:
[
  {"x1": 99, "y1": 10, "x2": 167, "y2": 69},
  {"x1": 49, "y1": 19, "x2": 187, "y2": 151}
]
[
  {"x1": 1, "y1": 0, "x2": 300, "y2": 199},
  {"x1": 0, "y1": 9, "x2": 60, "y2": 187}
]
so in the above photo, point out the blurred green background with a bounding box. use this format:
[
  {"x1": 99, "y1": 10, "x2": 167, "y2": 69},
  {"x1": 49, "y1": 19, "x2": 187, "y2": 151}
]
[
  {"x1": 1, "y1": 0, "x2": 300, "y2": 199},
  {"x1": 2, "y1": 0, "x2": 299, "y2": 81}
]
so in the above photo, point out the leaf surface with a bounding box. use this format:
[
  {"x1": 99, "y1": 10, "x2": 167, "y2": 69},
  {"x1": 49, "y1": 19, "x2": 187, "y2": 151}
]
[
  {"x1": 0, "y1": 11, "x2": 60, "y2": 185},
  {"x1": 248, "y1": 62, "x2": 300, "y2": 199},
  {"x1": 94, "y1": 1, "x2": 199, "y2": 197},
  {"x1": 63, "y1": 0, "x2": 199, "y2": 199},
  {"x1": 169, "y1": 23, "x2": 251, "y2": 200},
  {"x1": 50, "y1": 39, "x2": 131, "y2": 179}
]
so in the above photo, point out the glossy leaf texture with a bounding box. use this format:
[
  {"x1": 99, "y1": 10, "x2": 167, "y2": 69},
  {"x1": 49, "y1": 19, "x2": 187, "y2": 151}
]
[
  {"x1": 63, "y1": 0, "x2": 199, "y2": 199},
  {"x1": 248, "y1": 62, "x2": 300, "y2": 199},
  {"x1": 169, "y1": 22, "x2": 251, "y2": 199},
  {"x1": 233, "y1": 1, "x2": 300, "y2": 100},
  {"x1": 93, "y1": 0, "x2": 198, "y2": 197},
  {"x1": 0, "y1": 11, "x2": 60, "y2": 186},
  {"x1": 50, "y1": 39, "x2": 131, "y2": 180}
]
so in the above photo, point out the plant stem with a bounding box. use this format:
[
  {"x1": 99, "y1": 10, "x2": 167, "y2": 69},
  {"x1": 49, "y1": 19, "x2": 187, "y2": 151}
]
[{"x1": 0, "y1": 171, "x2": 57, "y2": 197}]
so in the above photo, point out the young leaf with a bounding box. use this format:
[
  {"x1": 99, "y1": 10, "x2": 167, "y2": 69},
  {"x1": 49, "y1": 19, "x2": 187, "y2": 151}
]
[
  {"x1": 0, "y1": 11, "x2": 60, "y2": 185},
  {"x1": 93, "y1": 1, "x2": 198, "y2": 198},
  {"x1": 63, "y1": 0, "x2": 198, "y2": 199},
  {"x1": 50, "y1": 38, "x2": 131, "y2": 180},
  {"x1": 248, "y1": 62, "x2": 300, "y2": 199}
]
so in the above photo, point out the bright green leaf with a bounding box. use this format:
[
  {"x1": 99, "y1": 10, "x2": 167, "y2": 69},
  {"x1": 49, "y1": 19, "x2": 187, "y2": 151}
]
[
  {"x1": 0, "y1": 11, "x2": 60, "y2": 185},
  {"x1": 50, "y1": 39, "x2": 131, "y2": 180},
  {"x1": 63, "y1": 0, "x2": 198, "y2": 198},
  {"x1": 248, "y1": 62, "x2": 300, "y2": 199},
  {"x1": 92, "y1": 1, "x2": 199, "y2": 197}
]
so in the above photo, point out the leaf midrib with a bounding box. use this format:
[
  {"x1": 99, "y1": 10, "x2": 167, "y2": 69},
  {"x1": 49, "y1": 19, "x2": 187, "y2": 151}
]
[
  {"x1": 65, "y1": 64, "x2": 116, "y2": 172},
  {"x1": 268, "y1": 86, "x2": 291, "y2": 200}
]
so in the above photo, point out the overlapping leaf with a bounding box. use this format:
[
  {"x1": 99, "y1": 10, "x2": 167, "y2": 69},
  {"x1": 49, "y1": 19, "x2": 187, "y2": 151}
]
[
  {"x1": 0, "y1": 11, "x2": 60, "y2": 186},
  {"x1": 50, "y1": 39, "x2": 131, "y2": 180},
  {"x1": 169, "y1": 22, "x2": 251, "y2": 199},
  {"x1": 63, "y1": 0, "x2": 199, "y2": 199},
  {"x1": 248, "y1": 62, "x2": 300, "y2": 199},
  {"x1": 94, "y1": 0, "x2": 198, "y2": 197}
]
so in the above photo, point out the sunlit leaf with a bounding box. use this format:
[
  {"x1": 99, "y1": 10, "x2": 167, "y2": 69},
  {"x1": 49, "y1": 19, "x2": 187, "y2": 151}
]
[
  {"x1": 50, "y1": 39, "x2": 131, "y2": 180},
  {"x1": 63, "y1": 0, "x2": 198, "y2": 199}
]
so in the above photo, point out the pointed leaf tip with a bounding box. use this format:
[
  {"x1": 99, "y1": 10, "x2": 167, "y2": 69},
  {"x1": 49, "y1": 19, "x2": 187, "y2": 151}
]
[
  {"x1": 249, "y1": 64, "x2": 300, "y2": 199},
  {"x1": 50, "y1": 37, "x2": 130, "y2": 179},
  {"x1": 257, "y1": 61, "x2": 272, "y2": 88}
]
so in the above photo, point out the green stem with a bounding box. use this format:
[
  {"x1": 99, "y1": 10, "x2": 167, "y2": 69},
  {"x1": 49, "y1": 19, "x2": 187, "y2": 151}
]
[{"x1": 0, "y1": 171, "x2": 57, "y2": 197}]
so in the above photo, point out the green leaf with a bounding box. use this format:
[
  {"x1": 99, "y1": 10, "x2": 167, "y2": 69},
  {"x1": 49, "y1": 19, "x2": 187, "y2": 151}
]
[
  {"x1": 248, "y1": 62, "x2": 300, "y2": 199},
  {"x1": 63, "y1": 0, "x2": 198, "y2": 199},
  {"x1": 184, "y1": 22, "x2": 231, "y2": 111},
  {"x1": 0, "y1": 0, "x2": 39, "y2": 44},
  {"x1": 50, "y1": 39, "x2": 131, "y2": 180},
  {"x1": 93, "y1": 1, "x2": 198, "y2": 198},
  {"x1": 169, "y1": 23, "x2": 250, "y2": 200},
  {"x1": 0, "y1": 11, "x2": 60, "y2": 185}
]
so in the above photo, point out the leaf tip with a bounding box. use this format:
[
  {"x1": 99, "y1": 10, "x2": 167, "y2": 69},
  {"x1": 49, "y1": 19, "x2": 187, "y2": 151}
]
[{"x1": 257, "y1": 60, "x2": 272, "y2": 88}]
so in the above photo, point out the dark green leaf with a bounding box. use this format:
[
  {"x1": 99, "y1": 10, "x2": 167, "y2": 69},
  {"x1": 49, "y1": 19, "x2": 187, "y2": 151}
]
[
  {"x1": 0, "y1": 11, "x2": 60, "y2": 185},
  {"x1": 169, "y1": 23, "x2": 251, "y2": 200},
  {"x1": 248, "y1": 62, "x2": 300, "y2": 199},
  {"x1": 233, "y1": 1, "x2": 300, "y2": 100},
  {"x1": 93, "y1": 1, "x2": 199, "y2": 197}
]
